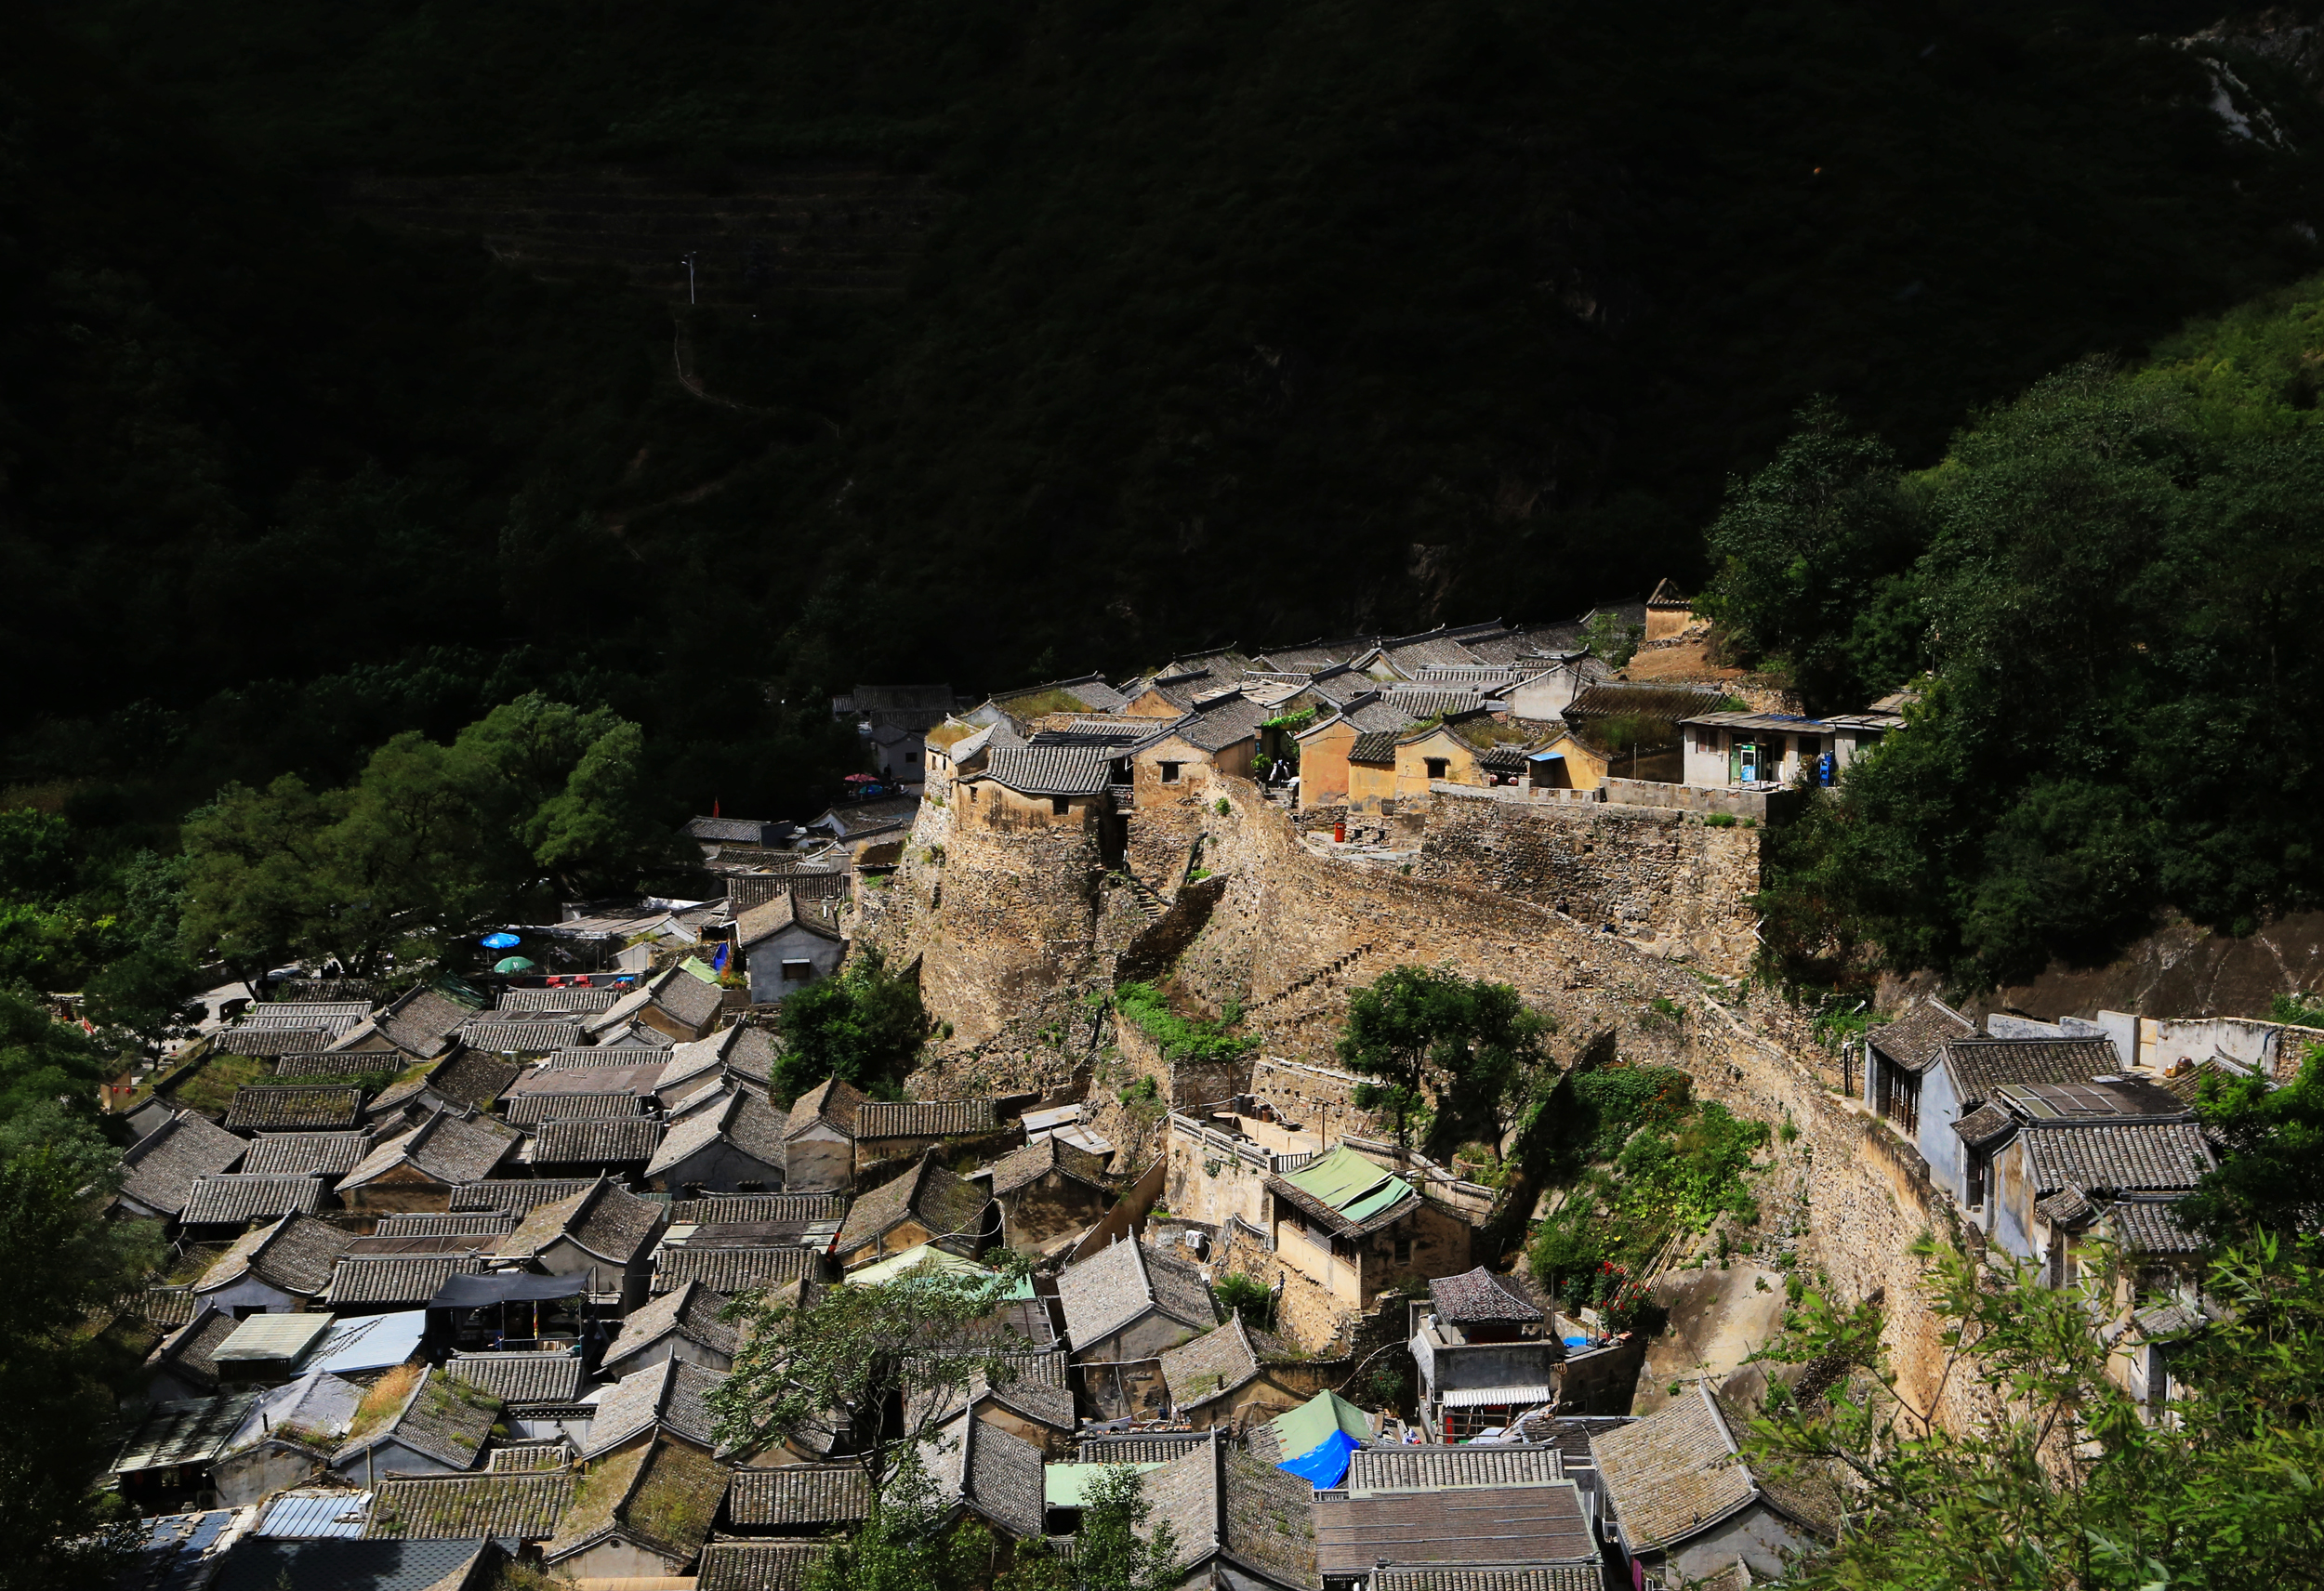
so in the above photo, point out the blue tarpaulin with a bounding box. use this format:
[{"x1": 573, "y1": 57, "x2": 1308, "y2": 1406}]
[{"x1": 1278, "y1": 1427, "x2": 1360, "y2": 1489}]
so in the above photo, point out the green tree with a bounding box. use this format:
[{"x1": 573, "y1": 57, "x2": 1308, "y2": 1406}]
[
  {"x1": 1071, "y1": 1465, "x2": 1180, "y2": 1591},
  {"x1": 800, "y1": 1452, "x2": 995, "y2": 1591},
  {"x1": 2179, "y1": 1045, "x2": 2324, "y2": 1243},
  {"x1": 772, "y1": 947, "x2": 926, "y2": 1101},
  {"x1": 710, "y1": 1254, "x2": 1037, "y2": 1497},
  {"x1": 1697, "y1": 399, "x2": 1924, "y2": 711},
  {"x1": 0, "y1": 990, "x2": 122, "y2": 1123},
  {"x1": 177, "y1": 775, "x2": 334, "y2": 995},
  {"x1": 1746, "y1": 1234, "x2": 2324, "y2": 1590},
  {"x1": 0, "y1": 1104, "x2": 161, "y2": 1591},
  {"x1": 1336, "y1": 965, "x2": 1552, "y2": 1151}
]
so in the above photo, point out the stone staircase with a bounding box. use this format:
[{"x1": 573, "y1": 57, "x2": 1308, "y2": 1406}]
[
  {"x1": 1246, "y1": 940, "x2": 1378, "y2": 1018},
  {"x1": 1122, "y1": 874, "x2": 1170, "y2": 925}
]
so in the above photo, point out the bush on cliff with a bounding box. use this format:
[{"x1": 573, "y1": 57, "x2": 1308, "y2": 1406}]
[
  {"x1": 1112, "y1": 982, "x2": 1253, "y2": 1066},
  {"x1": 772, "y1": 946, "x2": 925, "y2": 1103}
]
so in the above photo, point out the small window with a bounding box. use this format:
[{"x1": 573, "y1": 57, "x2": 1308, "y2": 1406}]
[
  {"x1": 1393, "y1": 1234, "x2": 1412, "y2": 1265},
  {"x1": 1424, "y1": 757, "x2": 1449, "y2": 781},
  {"x1": 1966, "y1": 1151, "x2": 1985, "y2": 1210},
  {"x1": 1051, "y1": 796, "x2": 1069, "y2": 815},
  {"x1": 1160, "y1": 762, "x2": 1183, "y2": 783},
  {"x1": 782, "y1": 960, "x2": 814, "y2": 982},
  {"x1": 737, "y1": 1181, "x2": 766, "y2": 1193},
  {"x1": 906, "y1": 752, "x2": 918, "y2": 764}
]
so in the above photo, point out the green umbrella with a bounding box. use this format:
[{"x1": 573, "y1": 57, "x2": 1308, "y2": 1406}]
[{"x1": 494, "y1": 956, "x2": 538, "y2": 974}]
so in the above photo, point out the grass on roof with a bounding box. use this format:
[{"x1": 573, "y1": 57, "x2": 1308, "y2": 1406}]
[
  {"x1": 348, "y1": 1362, "x2": 424, "y2": 1444},
  {"x1": 926, "y1": 719, "x2": 979, "y2": 750},
  {"x1": 163, "y1": 1051, "x2": 275, "y2": 1114},
  {"x1": 996, "y1": 687, "x2": 1089, "y2": 718}
]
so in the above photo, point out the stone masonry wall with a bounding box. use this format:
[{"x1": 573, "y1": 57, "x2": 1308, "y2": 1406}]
[{"x1": 1412, "y1": 787, "x2": 1762, "y2": 976}]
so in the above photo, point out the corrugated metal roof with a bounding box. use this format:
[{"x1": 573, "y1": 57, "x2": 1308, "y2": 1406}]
[
  {"x1": 113, "y1": 1393, "x2": 259, "y2": 1473},
  {"x1": 256, "y1": 1489, "x2": 374, "y2": 1539},
  {"x1": 213, "y1": 1311, "x2": 331, "y2": 1363}
]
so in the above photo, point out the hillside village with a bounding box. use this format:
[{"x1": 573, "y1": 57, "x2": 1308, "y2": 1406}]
[{"x1": 89, "y1": 598, "x2": 2317, "y2": 1591}]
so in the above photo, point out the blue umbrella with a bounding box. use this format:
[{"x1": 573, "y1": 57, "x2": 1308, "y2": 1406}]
[{"x1": 481, "y1": 932, "x2": 521, "y2": 950}]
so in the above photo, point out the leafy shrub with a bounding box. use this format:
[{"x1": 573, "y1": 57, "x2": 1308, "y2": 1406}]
[
  {"x1": 1214, "y1": 1269, "x2": 1272, "y2": 1329},
  {"x1": 1704, "y1": 812, "x2": 1737, "y2": 828},
  {"x1": 1114, "y1": 982, "x2": 1253, "y2": 1064}
]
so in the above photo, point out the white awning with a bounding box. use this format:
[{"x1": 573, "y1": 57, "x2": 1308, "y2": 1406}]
[{"x1": 1439, "y1": 1384, "x2": 1551, "y2": 1408}]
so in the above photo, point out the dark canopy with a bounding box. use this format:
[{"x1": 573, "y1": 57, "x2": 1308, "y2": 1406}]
[{"x1": 429, "y1": 1272, "x2": 587, "y2": 1308}]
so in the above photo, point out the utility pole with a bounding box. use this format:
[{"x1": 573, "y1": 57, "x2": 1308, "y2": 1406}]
[{"x1": 681, "y1": 252, "x2": 697, "y2": 305}]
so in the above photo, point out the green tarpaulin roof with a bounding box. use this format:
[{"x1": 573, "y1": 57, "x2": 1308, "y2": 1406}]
[
  {"x1": 848, "y1": 1243, "x2": 1037, "y2": 1300},
  {"x1": 1043, "y1": 1461, "x2": 1164, "y2": 1506},
  {"x1": 1268, "y1": 1388, "x2": 1372, "y2": 1459},
  {"x1": 680, "y1": 957, "x2": 720, "y2": 984},
  {"x1": 1280, "y1": 1144, "x2": 1414, "y2": 1223}
]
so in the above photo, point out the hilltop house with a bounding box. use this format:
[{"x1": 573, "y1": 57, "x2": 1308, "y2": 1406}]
[
  {"x1": 990, "y1": 1135, "x2": 1111, "y2": 1253},
  {"x1": 1390, "y1": 711, "x2": 1556, "y2": 796},
  {"x1": 1865, "y1": 1030, "x2": 2128, "y2": 1211},
  {"x1": 1679, "y1": 696, "x2": 1905, "y2": 788},
  {"x1": 1057, "y1": 1238, "x2": 1221, "y2": 1364},
  {"x1": 1408, "y1": 1267, "x2": 1561, "y2": 1440}
]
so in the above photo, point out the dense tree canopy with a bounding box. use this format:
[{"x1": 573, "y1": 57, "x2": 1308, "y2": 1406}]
[
  {"x1": 1337, "y1": 964, "x2": 1553, "y2": 1149},
  {"x1": 178, "y1": 695, "x2": 684, "y2": 985},
  {"x1": 1724, "y1": 282, "x2": 2324, "y2": 985}
]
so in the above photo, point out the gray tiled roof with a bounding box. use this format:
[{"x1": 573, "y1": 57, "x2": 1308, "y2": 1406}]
[
  {"x1": 224, "y1": 1086, "x2": 363, "y2": 1133},
  {"x1": 2102, "y1": 1199, "x2": 2205, "y2": 1256},
  {"x1": 119, "y1": 1111, "x2": 247, "y2": 1216},
  {"x1": 270, "y1": 1049, "x2": 396, "y2": 1076},
  {"x1": 2019, "y1": 1122, "x2": 2214, "y2": 1195},
  {"x1": 648, "y1": 1086, "x2": 787, "y2": 1178},
  {"x1": 458, "y1": 1019, "x2": 586, "y2": 1053},
  {"x1": 1591, "y1": 1382, "x2": 1756, "y2": 1552},
  {"x1": 178, "y1": 1174, "x2": 327, "y2": 1227},
  {"x1": 335, "y1": 1367, "x2": 498, "y2": 1469},
  {"x1": 1428, "y1": 1268, "x2": 1543, "y2": 1324},
  {"x1": 653, "y1": 968, "x2": 726, "y2": 1032},
  {"x1": 364, "y1": 1471, "x2": 574, "y2": 1540},
  {"x1": 427, "y1": 1052, "x2": 523, "y2": 1111},
  {"x1": 498, "y1": 987, "x2": 620, "y2": 1015},
  {"x1": 242, "y1": 1132, "x2": 371, "y2": 1177},
  {"x1": 324, "y1": 1254, "x2": 483, "y2": 1307},
  {"x1": 494, "y1": 1177, "x2": 664, "y2": 1266},
  {"x1": 784, "y1": 1078, "x2": 865, "y2": 1140},
  {"x1": 1058, "y1": 1239, "x2": 1219, "y2": 1348},
  {"x1": 142, "y1": 1286, "x2": 198, "y2": 1331},
  {"x1": 1140, "y1": 1437, "x2": 1319, "y2": 1585},
  {"x1": 696, "y1": 1541, "x2": 828, "y2": 1591},
  {"x1": 855, "y1": 1099, "x2": 999, "y2": 1140},
  {"x1": 489, "y1": 1442, "x2": 574, "y2": 1472},
  {"x1": 531, "y1": 1116, "x2": 664, "y2": 1164},
  {"x1": 211, "y1": 1539, "x2": 513, "y2": 1591},
  {"x1": 1952, "y1": 1103, "x2": 2015, "y2": 1149},
  {"x1": 1380, "y1": 686, "x2": 1487, "y2": 720},
  {"x1": 1937, "y1": 1038, "x2": 2123, "y2": 1105},
  {"x1": 1159, "y1": 1316, "x2": 1261, "y2": 1409},
  {"x1": 147, "y1": 1308, "x2": 241, "y2": 1394},
  {"x1": 196, "y1": 1211, "x2": 353, "y2": 1298},
  {"x1": 726, "y1": 1463, "x2": 872, "y2": 1529},
  {"x1": 991, "y1": 1135, "x2": 1108, "y2": 1199},
  {"x1": 373, "y1": 1211, "x2": 517, "y2": 1237},
  {"x1": 215, "y1": 1026, "x2": 329, "y2": 1058},
  {"x1": 1865, "y1": 997, "x2": 1975, "y2": 1072},
  {"x1": 584, "y1": 1358, "x2": 727, "y2": 1457},
  {"x1": 667, "y1": 1193, "x2": 845, "y2": 1226},
  {"x1": 444, "y1": 1351, "x2": 585, "y2": 1405},
  {"x1": 503, "y1": 1091, "x2": 645, "y2": 1128},
  {"x1": 1371, "y1": 1569, "x2": 1600, "y2": 1591},
  {"x1": 602, "y1": 1280, "x2": 741, "y2": 1369},
  {"x1": 1076, "y1": 1430, "x2": 1214, "y2": 1464},
  {"x1": 654, "y1": 1245, "x2": 820, "y2": 1295},
  {"x1": 341, "y1": 1109, "x2": 519, "y2": 1190},
  {"x1": 836, "y1": 1155, "x2": 991, "y2": 1257},
  {"x1": 378, "y1": 987, "x2": 485, "y2": 1058},
  {"x1": 1344, "y1": 1444, "x2": 1564, "y2": 1492},
  {"x1": 1347, "y1": 730, "x2": 1401, "y2": 765},
  {"x1": 1312, "y1": 1480, "x2": 1593, "y2": 1575},
  {"x1": 507, "y1": 1059, "x2": 667, "y2": 1096},
  {"x1": 453, "y1": 1178, "x2": 597, "y2": 1215},
  {"x1": 980, "y1": 743, "x2": 1120, "y2": 796}
]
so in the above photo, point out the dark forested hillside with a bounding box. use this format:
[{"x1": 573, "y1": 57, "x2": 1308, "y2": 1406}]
[{"x1": 12, "y1": 0, "x2": 2324, "y2": 820}]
